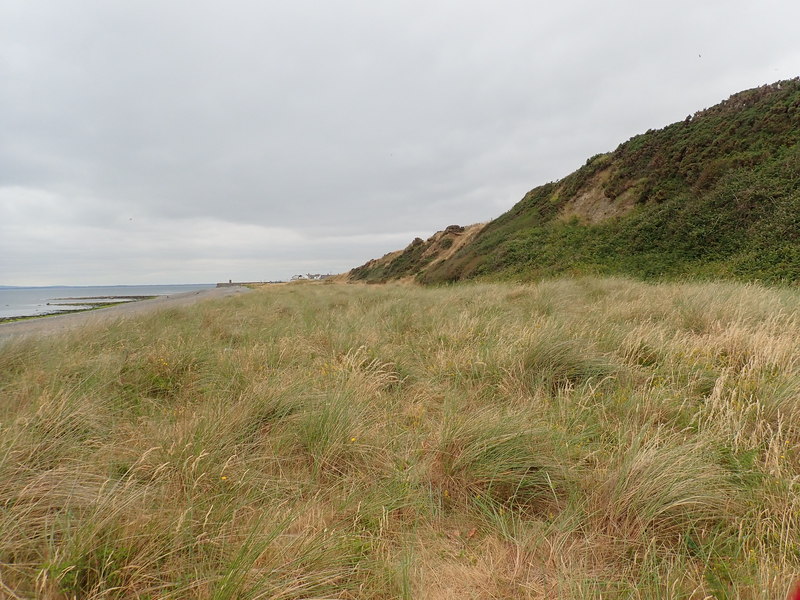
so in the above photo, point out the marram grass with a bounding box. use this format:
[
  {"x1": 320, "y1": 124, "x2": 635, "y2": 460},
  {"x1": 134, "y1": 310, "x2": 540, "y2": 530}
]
[{"x1": 1, "y1": 277, "x2": 799, "y2": 599}]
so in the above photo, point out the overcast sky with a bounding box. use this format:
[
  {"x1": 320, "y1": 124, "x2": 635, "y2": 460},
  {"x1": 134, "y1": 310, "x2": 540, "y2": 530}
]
[{"x1": 1, "y1": 1, "x2": 798, "y2": 285}]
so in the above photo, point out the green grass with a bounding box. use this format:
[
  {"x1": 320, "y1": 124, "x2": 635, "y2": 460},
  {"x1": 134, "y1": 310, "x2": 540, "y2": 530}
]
[{"x1": 1, "y1": 278, "x2": 799, "y2": 598}]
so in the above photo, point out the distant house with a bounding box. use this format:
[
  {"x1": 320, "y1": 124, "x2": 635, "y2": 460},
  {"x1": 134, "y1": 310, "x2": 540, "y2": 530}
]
[{"x1": 290, "y1": 273, "x2": 332, "y2": 281}]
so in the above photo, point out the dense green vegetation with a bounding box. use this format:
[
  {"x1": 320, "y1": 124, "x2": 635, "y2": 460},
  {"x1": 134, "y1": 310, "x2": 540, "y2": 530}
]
[
  {"x1": 352, "y1": 79, "x2": 800, "y2": 284},
  {"x1": 1, "y1": 280, "x2": 799, "y2": 598},
  {"x1": 478, "y1": 156, "x2": 800, "y2": 282}
]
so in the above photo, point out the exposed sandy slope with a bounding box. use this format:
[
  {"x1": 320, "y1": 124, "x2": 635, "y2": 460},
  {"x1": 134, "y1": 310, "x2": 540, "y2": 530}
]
[
  {"x1": 557, "y1": 166, "x2": 639, "y2": 224},
  {"x1": 345, "y1": 223, "x2": 486, "y2": 283},
  {"x1": 0, "y1": 286, "x2": 250, "y2": 343},
  {"x1": 422, "y1": 222, "x2": 485, "y2": 265}
]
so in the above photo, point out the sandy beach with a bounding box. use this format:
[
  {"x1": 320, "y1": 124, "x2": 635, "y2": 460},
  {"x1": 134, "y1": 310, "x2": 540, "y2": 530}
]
[{"x1": 0, "y1": 285, "x2": 250, "y2": 343}]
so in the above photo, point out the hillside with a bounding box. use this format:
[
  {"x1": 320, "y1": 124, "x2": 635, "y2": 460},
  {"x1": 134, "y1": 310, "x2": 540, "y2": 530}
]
[
  {"x1": 349, "y1": 223, "x2": 485, "y2": 283},
  {"x1": 349, "y1": 78, "x2": 800, "y2": 284}
]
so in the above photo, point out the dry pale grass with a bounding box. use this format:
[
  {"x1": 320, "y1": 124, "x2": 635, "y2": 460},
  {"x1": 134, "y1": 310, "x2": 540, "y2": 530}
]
[{"x1": 0, "y1": 277, "x2": 798, "y2": 598}]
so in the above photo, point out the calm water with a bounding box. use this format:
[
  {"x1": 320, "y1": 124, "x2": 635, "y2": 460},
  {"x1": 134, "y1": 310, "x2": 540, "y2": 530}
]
[{"x1": 0, "y1": 284, "x2": 214, "y2": 319}]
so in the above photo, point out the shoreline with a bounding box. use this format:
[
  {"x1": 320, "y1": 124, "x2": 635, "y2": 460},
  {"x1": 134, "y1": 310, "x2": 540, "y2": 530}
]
[
  {"x1": 0, "y1": 297, "x2": 158, "y2": 324},
  {"x1": 0, "y1": 286, "x2": 250, "y2": 343}
]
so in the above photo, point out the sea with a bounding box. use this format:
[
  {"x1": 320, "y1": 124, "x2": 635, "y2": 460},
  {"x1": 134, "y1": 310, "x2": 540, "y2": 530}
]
[{"x1": 0, "y1": 284, "x2": 215, "y2": 319}]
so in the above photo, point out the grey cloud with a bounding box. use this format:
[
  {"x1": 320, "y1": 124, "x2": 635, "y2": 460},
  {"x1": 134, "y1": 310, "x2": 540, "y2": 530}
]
[{"x1": 1, "y1": 0, "x2": 799, "y2": 283}]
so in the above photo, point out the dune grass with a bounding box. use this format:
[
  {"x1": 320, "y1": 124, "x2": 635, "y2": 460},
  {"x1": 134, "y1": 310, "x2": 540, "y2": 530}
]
[{"x1": 0, "y1": 278, "x2": 799, "y2": 598}]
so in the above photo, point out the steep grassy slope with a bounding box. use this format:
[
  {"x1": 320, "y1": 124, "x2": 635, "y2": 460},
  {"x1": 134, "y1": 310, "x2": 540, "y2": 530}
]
[
  {"x1": 2, "y1": 280, "x2": 800, "y2": 597},
  {"x1": 351, "y1": 78, "x2": 800, "y2": 284}
]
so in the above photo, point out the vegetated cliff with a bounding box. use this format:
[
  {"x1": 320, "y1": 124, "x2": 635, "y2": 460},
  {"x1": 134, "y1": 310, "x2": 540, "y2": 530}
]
[
  {"x1": 349, "y1": 78, "x2": 800, "y2": 284},
  {"x1": 348, "y1": 224, "x2": 486, "y2": 283}
]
